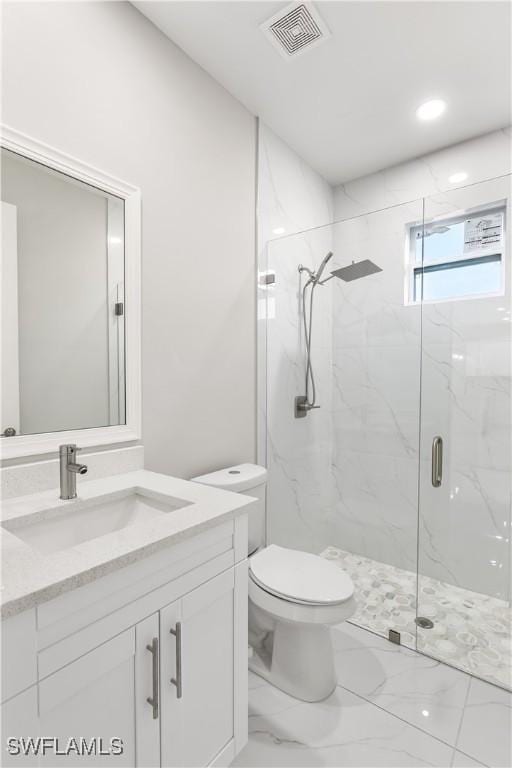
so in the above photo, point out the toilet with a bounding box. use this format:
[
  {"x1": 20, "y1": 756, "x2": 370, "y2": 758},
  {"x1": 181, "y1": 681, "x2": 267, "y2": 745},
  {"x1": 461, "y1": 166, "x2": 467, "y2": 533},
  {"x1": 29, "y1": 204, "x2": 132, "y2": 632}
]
[{"x1": 191, "y1": 463, "x2": 356, "y2": 702}]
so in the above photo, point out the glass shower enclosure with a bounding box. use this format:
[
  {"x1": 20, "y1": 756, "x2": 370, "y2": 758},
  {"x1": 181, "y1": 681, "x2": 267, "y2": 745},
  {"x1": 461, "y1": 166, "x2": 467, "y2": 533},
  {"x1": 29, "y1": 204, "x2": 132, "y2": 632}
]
[{"x1": 260, "y1": 174, "x2": 511, "y2": 690}]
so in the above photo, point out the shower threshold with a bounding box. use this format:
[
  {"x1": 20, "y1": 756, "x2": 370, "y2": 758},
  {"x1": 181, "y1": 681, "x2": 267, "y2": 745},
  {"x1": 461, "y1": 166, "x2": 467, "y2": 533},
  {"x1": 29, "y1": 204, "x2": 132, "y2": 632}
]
[{"x1": 321, "y1": 546, "x2": 511, "y2": 691}]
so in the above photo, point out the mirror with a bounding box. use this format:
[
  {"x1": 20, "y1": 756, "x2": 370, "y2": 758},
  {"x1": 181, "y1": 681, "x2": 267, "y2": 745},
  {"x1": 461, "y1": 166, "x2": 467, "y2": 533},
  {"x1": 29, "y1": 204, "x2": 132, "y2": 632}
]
[{"x1": 1, "y1": 147, "x2": 127, "y2": 438}]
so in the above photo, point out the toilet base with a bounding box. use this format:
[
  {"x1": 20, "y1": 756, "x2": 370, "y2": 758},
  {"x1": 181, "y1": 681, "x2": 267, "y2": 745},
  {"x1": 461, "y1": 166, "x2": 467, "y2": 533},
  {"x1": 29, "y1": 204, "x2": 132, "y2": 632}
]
[{"x1": 249, "y1": 604, "x2": 337, "y2": 702}]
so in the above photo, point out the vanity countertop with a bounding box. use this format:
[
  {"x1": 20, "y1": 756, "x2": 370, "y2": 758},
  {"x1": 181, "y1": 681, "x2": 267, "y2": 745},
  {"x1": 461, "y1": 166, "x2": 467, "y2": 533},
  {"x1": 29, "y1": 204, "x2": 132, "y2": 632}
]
[{"x1": 0, "y1": 470, "x2": 255, "y2": 619}]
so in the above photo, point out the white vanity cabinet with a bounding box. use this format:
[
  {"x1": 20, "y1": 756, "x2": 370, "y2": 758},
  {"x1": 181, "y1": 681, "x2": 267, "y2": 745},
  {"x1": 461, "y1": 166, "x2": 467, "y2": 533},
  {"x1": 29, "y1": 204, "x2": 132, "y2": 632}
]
[{"x1": 1, "y1": 515, "x2": 249, "y2": 768}]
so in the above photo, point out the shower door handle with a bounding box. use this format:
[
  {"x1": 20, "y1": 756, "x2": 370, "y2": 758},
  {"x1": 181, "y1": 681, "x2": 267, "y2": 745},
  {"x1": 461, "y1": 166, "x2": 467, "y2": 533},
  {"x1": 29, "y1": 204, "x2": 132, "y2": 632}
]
[{"x1": 431, "y1": 436, "x2": 443, "y2": 488}]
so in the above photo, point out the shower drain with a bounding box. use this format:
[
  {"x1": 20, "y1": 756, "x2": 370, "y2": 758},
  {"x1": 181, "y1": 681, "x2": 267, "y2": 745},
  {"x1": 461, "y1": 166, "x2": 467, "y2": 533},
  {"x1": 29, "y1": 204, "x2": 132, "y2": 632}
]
[{"x1": 415, "y1": 617, "x2": 434, "y2": 629}]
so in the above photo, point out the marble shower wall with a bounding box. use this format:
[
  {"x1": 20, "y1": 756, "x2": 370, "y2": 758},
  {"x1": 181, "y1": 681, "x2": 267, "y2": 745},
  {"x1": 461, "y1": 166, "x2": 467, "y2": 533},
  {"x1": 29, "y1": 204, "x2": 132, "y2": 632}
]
[
  {"x1": 333, "y1": 131, "x2": 511, "y2": 599},
  {"x1": 266, "y1": 228, "x2": 335, "y2": 552},
  {"x1": 334, "y1": 128, "x2": 511, "y2": 220},
  {"x1": 330, "y1": 200, "x2": 424, "y2": 574},
  {"x1": 418, "y1": 176, "x2": 511, "y2": 600},
  {"x1": 257, "y1": 123, "x2": 334, "y2": 551}
]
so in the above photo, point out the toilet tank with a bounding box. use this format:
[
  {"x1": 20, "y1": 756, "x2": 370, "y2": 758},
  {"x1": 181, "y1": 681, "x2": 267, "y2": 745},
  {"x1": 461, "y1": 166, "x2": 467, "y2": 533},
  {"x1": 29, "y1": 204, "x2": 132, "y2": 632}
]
[{"x1": 190, "y1": 464, "x2": 267, "y2": 555}]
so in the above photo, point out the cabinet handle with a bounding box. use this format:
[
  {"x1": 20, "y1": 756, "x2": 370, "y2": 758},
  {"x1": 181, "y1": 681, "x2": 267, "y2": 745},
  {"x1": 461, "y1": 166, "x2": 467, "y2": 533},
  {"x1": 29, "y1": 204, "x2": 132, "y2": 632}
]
[
  {"x1": 146, "y1": 637, "x2": 159, "y2": 719},
  {"x1": 432, "y1": 436, "x2": 443, "y2": 488},
  {"x1": 170, "y1": 622, "x2": 182, "y2": 699}
]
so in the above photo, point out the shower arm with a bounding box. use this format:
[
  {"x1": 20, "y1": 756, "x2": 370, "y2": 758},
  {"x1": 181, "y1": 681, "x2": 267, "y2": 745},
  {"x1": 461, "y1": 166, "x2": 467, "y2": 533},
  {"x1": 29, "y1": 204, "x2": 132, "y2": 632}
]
[{"x1": 317, "y1": 274, "x2": 335, "y2": 286}]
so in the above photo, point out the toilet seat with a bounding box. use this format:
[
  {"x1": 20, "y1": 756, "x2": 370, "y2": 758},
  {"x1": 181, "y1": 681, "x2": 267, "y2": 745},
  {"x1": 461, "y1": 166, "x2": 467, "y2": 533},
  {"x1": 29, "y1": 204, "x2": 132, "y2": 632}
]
[
  {"x1": 249, "y1": 576, "x2": 356, "y2": 625},
  {"x1": 250, "y1": 544, "x2": 354, "y2": 606}
]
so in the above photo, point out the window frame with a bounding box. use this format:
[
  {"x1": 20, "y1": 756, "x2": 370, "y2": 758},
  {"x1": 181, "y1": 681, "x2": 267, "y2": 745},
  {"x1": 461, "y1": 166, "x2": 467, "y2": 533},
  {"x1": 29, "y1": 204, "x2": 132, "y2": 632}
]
[{"x1": 405, "y1": 202, "x2": 506, "y2": 306}]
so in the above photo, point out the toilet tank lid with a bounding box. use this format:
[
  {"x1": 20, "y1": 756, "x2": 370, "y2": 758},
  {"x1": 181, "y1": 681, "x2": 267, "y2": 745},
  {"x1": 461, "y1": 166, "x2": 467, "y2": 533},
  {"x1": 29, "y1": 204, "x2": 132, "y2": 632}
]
[{"x1": 190, "y1": 463, "x2": 267, "y2": 493}]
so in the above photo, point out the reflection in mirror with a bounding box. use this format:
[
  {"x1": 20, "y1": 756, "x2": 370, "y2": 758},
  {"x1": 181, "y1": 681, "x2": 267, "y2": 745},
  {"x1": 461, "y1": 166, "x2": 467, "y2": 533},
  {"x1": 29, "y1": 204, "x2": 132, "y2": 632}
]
[{"x1": 1, "y1": 148, "x2": 126, "y2": 437}]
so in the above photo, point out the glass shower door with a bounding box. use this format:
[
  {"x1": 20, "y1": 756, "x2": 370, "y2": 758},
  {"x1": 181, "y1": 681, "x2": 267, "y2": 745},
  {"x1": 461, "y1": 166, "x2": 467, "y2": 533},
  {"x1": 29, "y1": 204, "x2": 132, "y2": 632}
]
[
  {"x1": 263, "y1": 200, "x2": 425, "y2": 650},
  {"x1": 417, "y1": 176, "x2": 511, "y2": 689}
]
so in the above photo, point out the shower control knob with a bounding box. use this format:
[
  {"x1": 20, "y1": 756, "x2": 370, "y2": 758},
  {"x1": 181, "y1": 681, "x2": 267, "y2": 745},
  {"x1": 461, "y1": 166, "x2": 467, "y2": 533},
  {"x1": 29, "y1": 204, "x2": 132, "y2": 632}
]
[{"x1": 294, "y1": 396, "x2": 321, "y2": 418}]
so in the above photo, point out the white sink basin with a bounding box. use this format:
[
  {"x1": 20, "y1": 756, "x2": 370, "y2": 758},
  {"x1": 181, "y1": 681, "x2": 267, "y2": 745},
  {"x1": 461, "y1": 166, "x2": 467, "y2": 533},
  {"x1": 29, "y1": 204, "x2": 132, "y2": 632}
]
[{"x1": 2, "y1": 489, "x2": 192, "y2": 555}]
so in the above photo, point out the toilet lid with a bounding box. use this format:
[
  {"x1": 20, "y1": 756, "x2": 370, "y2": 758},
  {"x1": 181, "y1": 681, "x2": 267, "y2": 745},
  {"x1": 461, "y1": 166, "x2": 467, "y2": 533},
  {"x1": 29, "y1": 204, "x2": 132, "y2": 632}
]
[{"x1": 249, "y1": 545, "x2": 354, "y2": 605}]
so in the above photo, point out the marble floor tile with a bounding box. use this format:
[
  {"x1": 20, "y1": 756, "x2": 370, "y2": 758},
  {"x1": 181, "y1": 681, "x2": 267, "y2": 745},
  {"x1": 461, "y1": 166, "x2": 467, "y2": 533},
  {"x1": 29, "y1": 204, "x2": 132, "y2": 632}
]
[
  {"x1": 321, "y1": 546, "x2": 512, "y2": 690},
  {"x1": 456, "y1": 678, "x2": 512, "y2": 768},
  {"x1": 233, "y1": 676, "x2": 454, "y2": 768},
  {"x1": 332, "y1": 622, "x2": 470, "y2": 745}
]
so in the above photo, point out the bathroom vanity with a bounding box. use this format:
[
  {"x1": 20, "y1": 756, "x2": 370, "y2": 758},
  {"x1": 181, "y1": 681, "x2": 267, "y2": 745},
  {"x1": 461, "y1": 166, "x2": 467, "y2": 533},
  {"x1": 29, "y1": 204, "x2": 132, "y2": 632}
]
[{"x1": 1, "y1": 471, "x2": 253, "y2": 767}]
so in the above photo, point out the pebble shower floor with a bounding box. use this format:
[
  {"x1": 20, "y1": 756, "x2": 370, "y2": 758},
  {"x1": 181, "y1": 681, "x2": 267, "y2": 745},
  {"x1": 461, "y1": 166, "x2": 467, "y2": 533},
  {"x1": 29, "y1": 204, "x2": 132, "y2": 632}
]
[{"x1": 321, "y1": 546, "x2": 511, "y2": 691}]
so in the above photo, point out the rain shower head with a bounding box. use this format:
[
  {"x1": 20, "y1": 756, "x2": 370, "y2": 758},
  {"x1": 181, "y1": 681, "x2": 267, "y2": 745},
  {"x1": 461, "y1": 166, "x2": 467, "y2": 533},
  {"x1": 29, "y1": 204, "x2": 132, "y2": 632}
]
[{"x1": 330, "y1": 259, "x2": 382, "y2": 282}]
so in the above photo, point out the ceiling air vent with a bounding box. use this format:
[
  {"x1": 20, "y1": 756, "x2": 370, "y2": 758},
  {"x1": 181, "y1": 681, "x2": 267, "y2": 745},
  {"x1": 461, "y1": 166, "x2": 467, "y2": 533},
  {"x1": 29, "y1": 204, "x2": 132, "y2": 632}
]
[{"x1": 261, "y1": 2, "x2": 330, "y2": 60}]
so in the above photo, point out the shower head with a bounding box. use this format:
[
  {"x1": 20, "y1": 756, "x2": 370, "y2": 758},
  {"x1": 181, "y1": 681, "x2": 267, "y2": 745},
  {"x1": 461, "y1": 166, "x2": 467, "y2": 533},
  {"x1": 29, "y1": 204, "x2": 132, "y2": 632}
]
[
  {"x1": 330, "y1": 259, "x2": 382, "y2": 282},
  {"x1": 315, "y1": 251, "x2": 333, "y2": 282}
]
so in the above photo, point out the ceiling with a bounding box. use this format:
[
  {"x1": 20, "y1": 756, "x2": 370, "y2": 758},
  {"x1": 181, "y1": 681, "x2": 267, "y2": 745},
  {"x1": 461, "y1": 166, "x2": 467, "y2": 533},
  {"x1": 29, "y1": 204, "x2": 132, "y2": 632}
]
[{"x1": 133, "y1": 1, "x2": 511, "y2": 185}]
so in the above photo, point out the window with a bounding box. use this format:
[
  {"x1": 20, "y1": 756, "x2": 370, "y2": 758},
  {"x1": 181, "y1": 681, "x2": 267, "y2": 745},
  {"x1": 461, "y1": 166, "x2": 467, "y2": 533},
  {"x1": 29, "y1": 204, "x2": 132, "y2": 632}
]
[{"x1": 407, "y1": 205, "x2": 505, "y2": 304}]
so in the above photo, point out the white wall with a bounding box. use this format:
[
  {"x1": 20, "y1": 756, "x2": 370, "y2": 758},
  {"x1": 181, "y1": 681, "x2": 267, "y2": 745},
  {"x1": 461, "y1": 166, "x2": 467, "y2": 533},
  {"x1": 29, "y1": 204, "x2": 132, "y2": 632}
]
[
  {"x1": 257, "y1": 123, "x2": 335, "y2": 551},
  {"x1": 2, "y1": 152, "x2": 111, "y2": 435},
  {"x1": 1, "y1": 1, "x2": 256, "y2": 479}
]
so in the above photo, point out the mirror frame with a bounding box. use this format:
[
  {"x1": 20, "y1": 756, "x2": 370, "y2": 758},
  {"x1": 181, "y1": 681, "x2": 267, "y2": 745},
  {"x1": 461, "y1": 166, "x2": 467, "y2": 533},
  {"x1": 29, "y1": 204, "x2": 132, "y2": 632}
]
[{"x1": 0, "y1": 125, "x2": 141, "y2": 459}]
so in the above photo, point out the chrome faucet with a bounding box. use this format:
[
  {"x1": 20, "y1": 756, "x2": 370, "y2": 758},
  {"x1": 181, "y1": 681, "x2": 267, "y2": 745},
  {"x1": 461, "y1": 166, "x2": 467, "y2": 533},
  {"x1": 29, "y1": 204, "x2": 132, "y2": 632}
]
[{"x1": 59, "y1": 444, "x2": 88, "y2": 500}]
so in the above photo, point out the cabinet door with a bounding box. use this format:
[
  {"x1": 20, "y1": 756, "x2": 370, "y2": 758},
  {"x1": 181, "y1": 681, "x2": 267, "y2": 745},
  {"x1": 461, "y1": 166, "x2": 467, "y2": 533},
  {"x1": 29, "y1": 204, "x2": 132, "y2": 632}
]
[
  {"x1": 135, "y1": 612, "x2": 160, "y2": 767},
  {"x1": 1, "y1": 686, "x2": 39, "y2": 767},
  {"x1": 38, "y1": 627, "x2": 138, "y2": 765},
  {"x1": 160, "y1": 569, "x2": 235, "y2": 768}
]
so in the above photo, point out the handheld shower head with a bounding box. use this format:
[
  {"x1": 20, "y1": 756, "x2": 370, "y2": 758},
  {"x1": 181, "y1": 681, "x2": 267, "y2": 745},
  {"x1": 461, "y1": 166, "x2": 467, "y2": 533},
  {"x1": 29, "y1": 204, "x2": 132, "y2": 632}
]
[{"x1": 315, "y1": 251, "x2": 333, "y2": 283}]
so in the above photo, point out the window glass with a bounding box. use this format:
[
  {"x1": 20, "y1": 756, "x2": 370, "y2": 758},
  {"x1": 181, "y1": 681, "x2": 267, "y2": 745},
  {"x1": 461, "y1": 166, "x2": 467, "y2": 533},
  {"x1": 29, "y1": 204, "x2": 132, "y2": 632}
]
[
  {"x1": 414, "y1": 255, "x2": 502, "y2": 302},
  {"x1": 420, "y1": 221, "x2": 465, "y2": 262},
  {"x1": 409, "y1": 206, "x2": 504, "y2": 303}
]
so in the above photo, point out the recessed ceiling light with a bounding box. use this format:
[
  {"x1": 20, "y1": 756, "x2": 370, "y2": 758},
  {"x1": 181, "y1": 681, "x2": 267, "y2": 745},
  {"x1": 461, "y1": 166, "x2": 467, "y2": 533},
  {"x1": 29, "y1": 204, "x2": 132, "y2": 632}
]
[
  {"x1": 449, "y1": 172, "x2": 468, "y2": 184},
  {"x1": 272, "y1": 227, "x2": 286, "y2": 235},
  {"x1": 416, "y1": 99, "x2": 446, "y2": 121}
]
